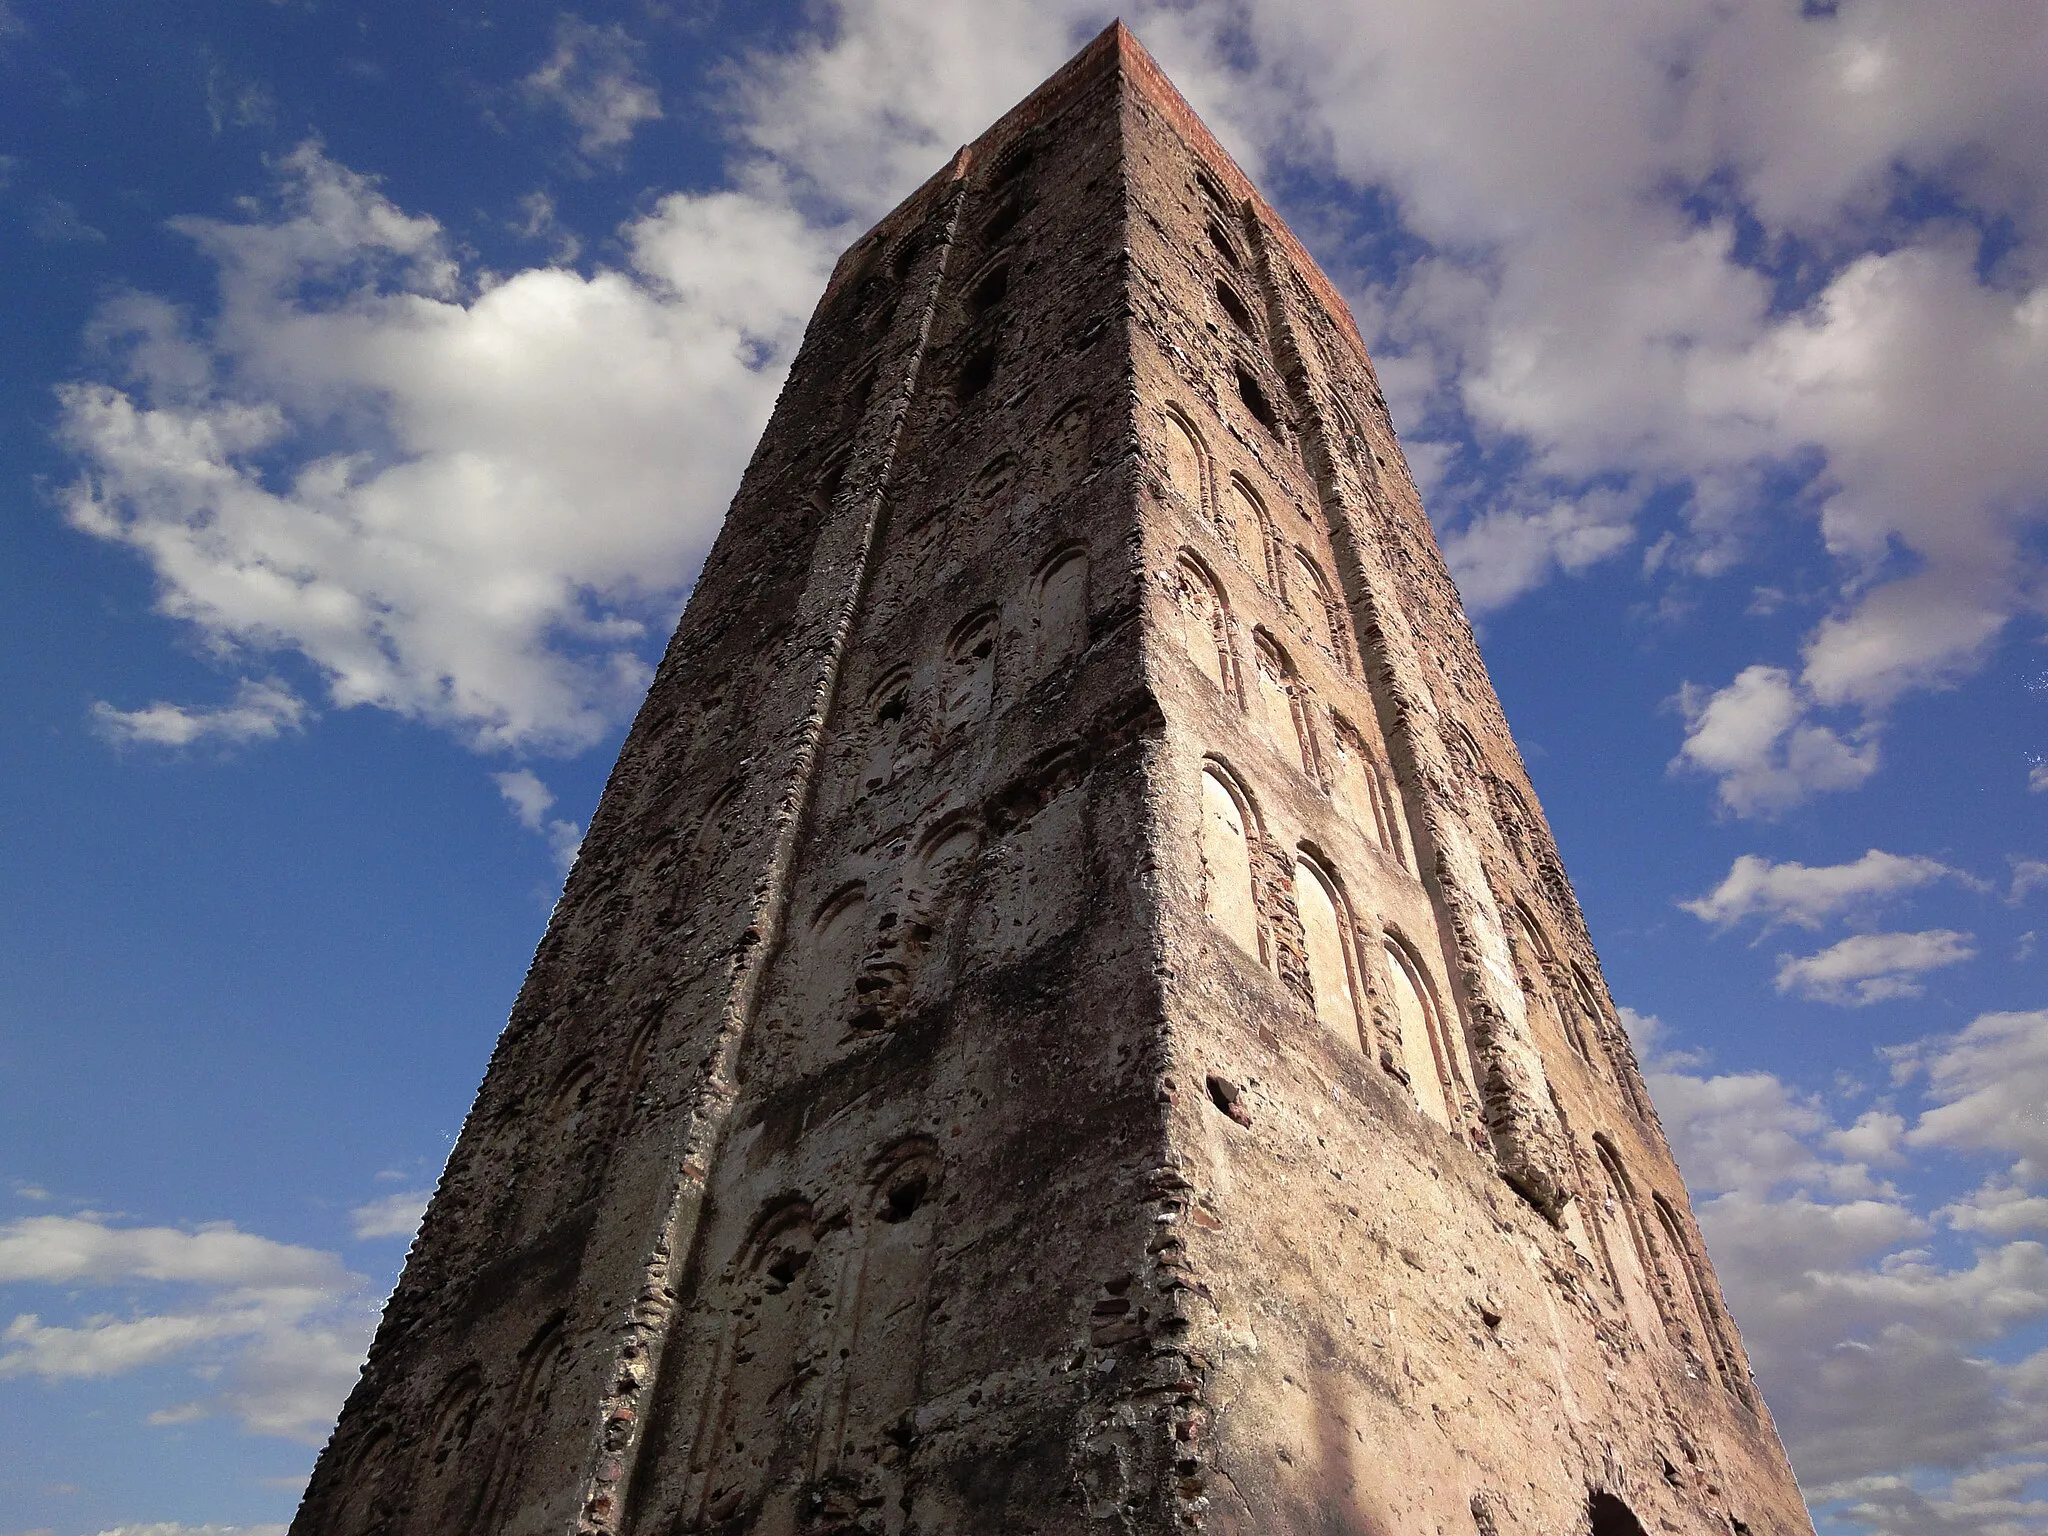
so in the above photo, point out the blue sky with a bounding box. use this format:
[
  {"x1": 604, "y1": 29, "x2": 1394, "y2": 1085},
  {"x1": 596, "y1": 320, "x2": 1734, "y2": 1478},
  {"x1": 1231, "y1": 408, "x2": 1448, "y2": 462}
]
[{"x1": 1, "y1": 3, "x2": 2044, "y2": 1534}]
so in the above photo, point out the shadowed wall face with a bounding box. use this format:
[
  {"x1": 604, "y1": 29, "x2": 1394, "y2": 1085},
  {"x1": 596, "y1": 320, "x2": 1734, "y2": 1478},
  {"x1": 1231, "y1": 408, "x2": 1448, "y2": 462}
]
[{"x1": 290, "y1": 24, "x2": 1815, "y2": 1536}]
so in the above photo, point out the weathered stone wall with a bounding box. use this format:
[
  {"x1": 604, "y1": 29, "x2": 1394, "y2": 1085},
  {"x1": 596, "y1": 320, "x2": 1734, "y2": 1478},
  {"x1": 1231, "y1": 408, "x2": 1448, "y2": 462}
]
[{"x1": 294, "y1": 24, "x2": 1813, "y2": 1536}]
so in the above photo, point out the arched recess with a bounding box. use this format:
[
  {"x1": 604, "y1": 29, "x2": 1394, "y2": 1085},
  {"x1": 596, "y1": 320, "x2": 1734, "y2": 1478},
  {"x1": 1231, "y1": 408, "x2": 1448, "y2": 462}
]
[
  {"x1": 1511, "y1": 903, "x2": 1589, "y2": 1063},
  {"x1": 689, "y1": 779, "x2": 742, "y2": 874},
  {"x1": 1591, "y1": 982, "x2": 1659, "y2": 1123},
  {"x1": 859, "y1": 668, "x2": 913, "y2": 795},
  {"x1": 1161, "y1": 406, "x2": 1209, "y2": 516},
  {"x1": 1043, "y1": 398, "x2": 1092, "y2": 486},
  {"x1": 1383, "y1": 934, "x2": 1464, "y2": 1129},
  {"x1": 684, "y1": 1206, "x2": 823, "y2": 1527},
  {"x1": 1216, "y1": 278, "x2": 1260, "y2": 337},
  {"x1": 1652, "y1": 1192, "x2": 1751, "y2": 1403},
  {"x1": 803, "y1": 883, "x2": 870, "y2": 1029},
  {"x1": 941, "y1": 607, "x2": 998, "y2": 732},
  {"x1": 1329, "y1": 711, "x2": 1404, "y2": 859},
  {"x1": 853, "y1": 820, "x2": 981, "y2": 1033},
  {"x1": 968, "y1": 451, "x2": 1018, "y2": 518},
  {"x1": 1290, "y1": 547, "x2": 1352, "y2": 673},
  {"x1": 1294, "y1": 852, "x2": 1364, "y2": 1053},
  {"x1": 402, "y1": 1368, "x2": 490, "y2": 1535},
  {"x1": 975, "y1": 747, "x2": 1089, "y2": 966},
  {"x1": 327, "y1": 1425, "x2": 399, "y2": 1536},
  {"x1": 1230, "y1": 475, "x2": 1283, "y2": 592},
  {"x1": 817, "y1": 1142, "x2": 946, "y2": 1489},
  {"x1": 1590, "y1": 1137, "x2": 1665, "y2": 1347},
  {"x1": 1444, "y1": 719, "x2": 1486, "y2": 785},
  {"x1": 1199, "y1": 763, "x2": 1263, "y2": 963},
  {"x1": 1032, "y1": 546, "x2": 1089, "y2": 670},
  {"x1": 1544, "y1": 1085, "x2": 1604, "y2": 1272},
  {"x1": 475, "y1": 1313, "x2": 572, "y2": 1530},
  {"x1": 1172, "y1": 553, "x2": 1240, "y2": 701},
  {"x1": 514, "y1": 1055, "x2": 607, "y2": 1242},
  {"x1": 1568, "y1": 963, "x2": 1632, "y2": 1098},
  {"x1": 1251, "y1": 630, "x2": 1326, "y2": 788}
]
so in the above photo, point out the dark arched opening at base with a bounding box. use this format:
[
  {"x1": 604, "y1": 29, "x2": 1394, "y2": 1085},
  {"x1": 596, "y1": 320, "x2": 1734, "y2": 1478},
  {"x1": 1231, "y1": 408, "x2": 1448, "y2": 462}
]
[{"x1": 1589, "y1": 1492, "x2": 1649, "y2": 1536}]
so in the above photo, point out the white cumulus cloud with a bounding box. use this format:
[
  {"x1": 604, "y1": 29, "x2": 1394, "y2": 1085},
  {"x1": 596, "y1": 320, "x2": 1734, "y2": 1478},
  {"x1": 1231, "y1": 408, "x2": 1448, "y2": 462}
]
[
  {"x1": 1682, "y1": 848, "x2": 1963, "y2": 930},
  {"x1": 59, "y1": 142, "x2": 840, "y2": 755},
  {"x1": 1671, "y1": 664, "x2": 1879, "y2": 817},
  {"x1": 0, "y1": 1212, "x2": 374, "y2": 1443},
  {"x1": 1774, "y1": 929, "x2": 1977, "y2": 1006},
  {"x1": 1642, "y1": 1009, "x2": 2048, "y2": 1530}
]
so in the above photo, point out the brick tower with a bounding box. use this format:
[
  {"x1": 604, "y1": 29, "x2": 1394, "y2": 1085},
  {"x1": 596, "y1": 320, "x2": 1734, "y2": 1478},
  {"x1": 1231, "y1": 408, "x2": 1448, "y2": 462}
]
[{"x1": 294, "y1": 25, "x2": 1813, "y2": 1536}]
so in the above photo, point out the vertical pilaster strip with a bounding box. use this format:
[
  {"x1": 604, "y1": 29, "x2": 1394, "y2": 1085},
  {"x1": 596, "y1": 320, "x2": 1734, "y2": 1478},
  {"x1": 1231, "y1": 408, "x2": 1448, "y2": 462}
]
[{"x1": 573, "y1": 160, "x2": 976, "y2": 1536}]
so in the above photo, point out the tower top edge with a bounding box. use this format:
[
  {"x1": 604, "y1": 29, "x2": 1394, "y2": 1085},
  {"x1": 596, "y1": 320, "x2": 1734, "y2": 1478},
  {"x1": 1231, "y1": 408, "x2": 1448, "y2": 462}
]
[{"x1": 822, "y1": 20, "x2": 1374, "y2": 373}]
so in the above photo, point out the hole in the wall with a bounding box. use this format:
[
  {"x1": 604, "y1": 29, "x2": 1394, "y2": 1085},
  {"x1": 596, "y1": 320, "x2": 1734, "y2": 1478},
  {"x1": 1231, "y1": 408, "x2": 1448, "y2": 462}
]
[
  {"x1": 1206, "y1": 220, "x2": 1241, "y2": 269},
  {"x1": 843, "y1": 362, "x2": 878, "y2": 426},
  {"x1": 970, "y1": 263, "x2": 1011, "y2": 314},
  {"x1": 1194, "y1": 167, "x2": 1231, "y2": 210},
  {"x1": 1236, "y1": 366, "x2": 1280, "y2": 435},
  {"x1": 764, "y1": 1246, "x2": 809, "y2": 1290},
  {"x1": 1588, "y1": 1493, "x2": 1650, "y2": 1536},
  {"x1": 958, "y1": 344, "x2": 998, "y2": 402},
  {"x1": 1205, "y1": 1074, "x2": 1252, "y2": 1127},
  {"x1": 950, "y1": 610, "x2": 996, "y2": 661},
  {"x1": 991, "y1": 144, "x2": 1033, "y2": 186},
  {"x1": 891, "y1": 234, "x2": 924, "y2": 278},
  {"x1": 880, "y1": 1173, "x2": 929, "y2": 1222},
  {"x1": 1216, "y1": 281, "x2": 1257, "y2": 335},
  {"x1": 983, "y1": 198, "x2": 1024, "y2": 243}
]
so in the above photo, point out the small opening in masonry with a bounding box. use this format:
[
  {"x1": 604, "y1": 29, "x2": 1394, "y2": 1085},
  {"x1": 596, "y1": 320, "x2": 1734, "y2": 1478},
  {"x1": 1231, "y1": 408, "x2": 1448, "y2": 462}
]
[
  {"x1": 991, "y1": 145, "x2": 1033, "y2": 185},
  {"x1": 1195, "y1": 167, "x2": 1231, "y2": 210},
  {"x1": 881, "y1": 1174, "x2": 928, "y2": 1222},
  {"x1": 1206, "y1": 1074, "x2": 1251, "y2": 1126},
  {"x1": 1588, "y1": 1493, "x2": 1649, "y2": 1536},
  {"x1": 1216, "y1": 281, "x2": 1257, "y2": 335},
  {"x1": 891, "y1": 234, "x2": 925, "y2": 278},
  {"x1": 1236, "y1": 367, "x2": 1280, "y2": 434},
  {"x1": 764, "y1": 1247, "x2": 808, "y2": 1290},
  {"x1": 845, "y1": 364, "x2": 877, "y2": 422},
  {"x1": 983, "y1": 199, "x2": 1024, "y2": 243},
  {"x1": 970, "y1": 264, "x2": 1010, "y2": 313},
  {"x1": 958, "y1": 344, "x2": 998, "y2": 402},
  {"x1": 1207, "y1": 221, "x2": 1242, "y2": 269}
]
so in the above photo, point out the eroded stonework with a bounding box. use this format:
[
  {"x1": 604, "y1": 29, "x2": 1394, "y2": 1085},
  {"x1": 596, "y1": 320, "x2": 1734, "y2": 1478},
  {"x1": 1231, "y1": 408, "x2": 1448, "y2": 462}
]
[{"x1": 293, "y1": 25, "x2": 1814, "y2": 1536}]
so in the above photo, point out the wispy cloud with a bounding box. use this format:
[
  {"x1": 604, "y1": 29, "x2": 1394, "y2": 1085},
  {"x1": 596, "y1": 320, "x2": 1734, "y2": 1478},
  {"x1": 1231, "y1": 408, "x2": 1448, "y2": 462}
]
[
  {"x1": 495, "y1": 769, "x2": 584, "y2": 875},
  {"x1": 521, "y1": 15, "x2": 663, "y2": 161},
  {"x1": 348, "y1": 1189, "x2": 429, "y2": 1242},
  {"x1": 91, "y1": 679, "x2": 308, "y2": 749}
]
